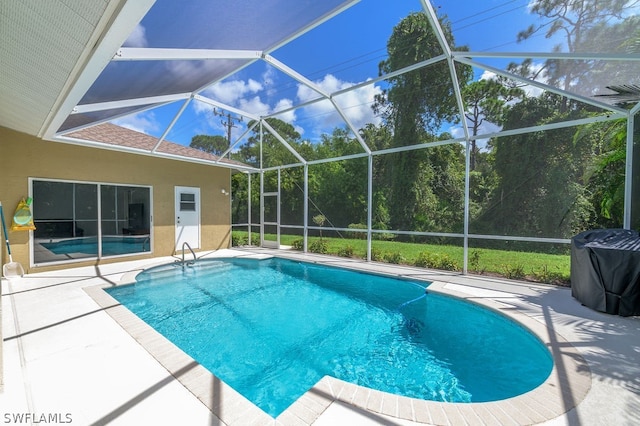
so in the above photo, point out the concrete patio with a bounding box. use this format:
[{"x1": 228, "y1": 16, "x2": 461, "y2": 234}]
[{"x1": 1, "y1": 248, "x2": 639, "y2": 425}]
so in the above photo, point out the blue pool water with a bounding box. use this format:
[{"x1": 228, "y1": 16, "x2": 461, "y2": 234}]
[
  {"x1": 42, "y1": 236, "x2": 148, "y2": 256},
  {"x1": 106, "y1": 257, "x2": 552, "y2": 417}
]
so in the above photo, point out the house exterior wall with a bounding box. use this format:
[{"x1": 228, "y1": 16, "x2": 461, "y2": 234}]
[{"x1": 0, "y1": 126, "x2": 231, "y2": 273}]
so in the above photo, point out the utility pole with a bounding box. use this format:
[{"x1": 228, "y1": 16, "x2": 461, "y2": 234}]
[{"x1": 213, "y1": 108, "x2": 243, "y2": 143}]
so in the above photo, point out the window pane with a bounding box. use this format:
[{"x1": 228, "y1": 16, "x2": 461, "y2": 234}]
[
  {"x1": 75, "y1": 183, "x2": 97, "y2": 221},
  {"x1": 34, "y1": 181, "x2": 98, "y2": 264},
  {"x1": 103, "y1": 185, "x2": 151, "y2": 256},
  {"x1": 33, "y1": 180, "x2": 151, "y2": 264},
  {"x1": 180, "y1": 202, "x2": 196, "y2": 211},
  {"x1": 33, "y1": 181, "x2": 73, "y2": 239},
  {"x1": 180, "y1": 192, "x2": 196, "y2": 212},
  {"x1": 33, "y1": 181, "x2": 73, "y2": 219},
  {"x1": 101, "y1": 185, "x2": 117, "y2": 219},
  {"x1": 75, "y1": 220, "x2": 97, "y2": 238}
]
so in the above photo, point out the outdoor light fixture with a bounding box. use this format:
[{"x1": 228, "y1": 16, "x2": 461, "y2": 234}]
[{"x1": 221, "y1": 188, "x2": 229, "y2": 195}]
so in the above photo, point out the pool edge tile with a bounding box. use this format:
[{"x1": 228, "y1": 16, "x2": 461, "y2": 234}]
[{"x1": 83, "y1": 254, "x2": 595, "y2": 426}]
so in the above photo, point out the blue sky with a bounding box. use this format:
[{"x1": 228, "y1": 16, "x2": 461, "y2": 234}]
[{"x1": 112, "y1": 0, "x2": 565, "y2": 148}]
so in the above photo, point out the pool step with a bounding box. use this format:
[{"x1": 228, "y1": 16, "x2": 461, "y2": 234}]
[{"x1": 140, "y1": 261, "x2": 233, "y2": 280}]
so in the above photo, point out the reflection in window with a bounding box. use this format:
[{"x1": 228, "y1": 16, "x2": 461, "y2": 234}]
[{"x1": 33, "y1": 180, "x2": 151, "y2": 264}]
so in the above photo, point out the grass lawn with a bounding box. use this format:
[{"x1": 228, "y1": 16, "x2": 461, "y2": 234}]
[{"x1": 232, "y1": 231, "x2": 570, "y2": 285}]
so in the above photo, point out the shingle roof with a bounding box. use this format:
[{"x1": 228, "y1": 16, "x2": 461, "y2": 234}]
[{"x1": 66, "y1": 123, "x2": 248, "y2": 169}]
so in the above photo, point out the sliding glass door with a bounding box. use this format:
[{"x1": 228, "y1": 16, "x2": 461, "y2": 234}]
[{"x1": 32, "y1": 179, "x2": 151, "y2": 265}]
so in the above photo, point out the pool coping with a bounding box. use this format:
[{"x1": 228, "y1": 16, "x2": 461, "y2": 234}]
[{"x1": 84, "y1": 254, "x2": 592, "y2": 426}]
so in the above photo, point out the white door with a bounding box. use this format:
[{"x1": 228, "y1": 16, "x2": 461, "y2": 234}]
[{"x1": 175, "y1": 186, "x2": 200, "y2": 250}]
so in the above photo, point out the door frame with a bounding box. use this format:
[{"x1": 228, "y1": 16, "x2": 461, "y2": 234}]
[
  {"x1": 260, "y1": 170, "x2": 280, "y2": 248},
  {"x1": 174, "y1": 186, "x2": 201, "y2": 250}
]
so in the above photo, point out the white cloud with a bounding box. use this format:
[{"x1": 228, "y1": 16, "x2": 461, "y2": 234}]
[
  {"x1": 238, "y1": 96, "x2": 271, "y2": 116},
  {"x1": 296, "y1": 75, "x2": 382, "y2": 132},
  {"x1": 271, "y1": 98, "x2": 296, "y2": 123},
  {"x1": 333, "y1": 83, "x2": 383, "y2": 130},
  {"x1": 262, "y1": 66, "x2": 278, "y2": 97},
  {"x1": 450, "y1": 126, "x2": 465, "y2": 139},
  {"x1": 163, "y1": 70, "x2": 384, "y2": 142},
  {"x1": 164, "y1": 59, "x2": 223, "y2": 89},
  {"x1": 519, "y1": 62, "x2": 547, "y2": 98},
  {"x1": 203, "y1": 79, "x2": 263, "y2": 105},
  {"x1": 113, "y1": 111, "x2": 159, "y2": 134},
  {"x1": 123, "y1": 24, "x2": 148, "y2": 47},
  {"x1": 479, "y1": 70, "x2": 497, "y2": 81},
  {"x1": 479, "y1": 65, "x2": 547, "y2": 98},
  {"x1": 449, "y1": 115, "x2": 503, "y2": 151}
]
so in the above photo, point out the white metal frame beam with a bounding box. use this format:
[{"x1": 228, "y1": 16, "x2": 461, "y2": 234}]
[
  {"x1": 624, "y1": 112, "x2": 635, "y2": 229},
  {"x1": 263, "y1": 54, "x2": 330, "y2": 98},
  {"x1": 217, "y1": 120, "x2": 260, "y2": 162},
  {"x1": 152, "y1": 97, "x2": 193, "y2": 152},
  {"x1": 455, "y1": 51, "x2": 640, "y2": 62},
  {"x1": 456, "y1": 57, "x2": 629, "y2": 114},
  {"x1": 261, "y1": 119, "x2": 307, "y2": 165},
  {"x1": 262, "y1": 0, "x2": 361, "y2": 55},
  {"x1": 262, "y1": 54, "x2": 371, "y2": 154},
  {"x1": 113, "y1": 48, "x2": 263, "y2": 61},
  {"x1": 71, "y1": 93, "x2": 191, "y2": 114},
  {"x1": 192, "y1": 94, "x2": 260, "y2": 122},
  {"x1": 42, "y1": 0, "x2": 157, "y2": 140},
  {"x1": 42, "y1": 0, "x2": 639, "y2": 268}
]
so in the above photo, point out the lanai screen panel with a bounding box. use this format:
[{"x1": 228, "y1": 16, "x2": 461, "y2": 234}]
[
  {"x1": 59, "y1": 104, "x2": 160, "y2": 133},
  {"x1": 59, "y1": 0, "x2": 356, "y2": 133},
  {"x1": 440, "y1": 0, "x2": 639, "y2": 105},
  {"x1": 77, "y1": 59, "x2": 248, "y2": 105}
]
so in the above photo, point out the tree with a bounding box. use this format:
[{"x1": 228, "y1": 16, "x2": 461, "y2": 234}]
[
  {"x1": 576, "y1": 118, "x2": 633, "y2": 228},
  {"x1": 477, "y1": 94, "x2": 594, "y2": 240},
  {"x1": 517, "y1": 0, "x2": 638, "y2": 108},
  {"x1": 462, "y1": 78, "x2": 524, "y2": 170},
  {"x1": 373, "y1": 12, "x2": 471, "y2": 232},
  {"x1": 360, "y1": 124, "x2": 393, "y2": 228},
  {"x1": 189, "y1": 134, "x2": 228, "y2": 156},
  {"x1": 238, "y1": 118, "x2": 302, "y2": 168},
  {"x1": 309, "y1": 128, "x2": 369, "y2": 228}
]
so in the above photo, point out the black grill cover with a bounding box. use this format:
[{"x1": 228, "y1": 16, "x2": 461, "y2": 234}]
[{"x1": 571, "y1": 229, "x2": 640, "y2": 316}]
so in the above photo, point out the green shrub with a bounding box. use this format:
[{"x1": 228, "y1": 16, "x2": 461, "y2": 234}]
[
  {"x1": 414, "y1": 252, "x2": 459, "y2": 271},
  {"x1": 232, "y1": 233, "x2": 248, "y2": 246},
  {"x1": 384, "y1": 251, "x2": 404, "y2": 264},
  {"x1": 347, "y1": 223, "x2": 367, "y2": 239},
  {"x1": 414, "y1": 251, "x2": 437, "y2": 268},
  {"x1": 469, "y1": 250, "x2": 482, "y2": 272},
  {"x1": 437, "y1": 255, "x2": 460, "y2": 271},
  {"x1": 337, "y1": 245, "x2": 354, "y2": 257},
  {"x1": 309, "y1": 239, "x2": 328, "y2": 254},
  {"x1": 291, "y1": 239, "x2": 304, "y2": 250},
  {"x1": 502, "y1": 264, "x2": 526, "y2": 280},
  {"x1": 370, "y1": 247, "x2": 384, "y2": 261},
  {"x1": 250, "y1": 233, "x2": 260, "y2": 246},
  {"x1": 531, "y1": 265, "x2": 568, "y2": 285}
]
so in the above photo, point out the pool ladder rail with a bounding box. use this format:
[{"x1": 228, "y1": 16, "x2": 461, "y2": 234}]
[{"x1": 176, "y1": 242, "x2": 197, "y2": 268}]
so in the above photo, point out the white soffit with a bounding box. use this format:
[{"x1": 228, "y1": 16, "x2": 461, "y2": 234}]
[
  {"x1": 0, "y1": 0, "x2": 113, "y2": 135},
  {"x1": 0, "y1": 0, "x2": 153, "y2": 138}
]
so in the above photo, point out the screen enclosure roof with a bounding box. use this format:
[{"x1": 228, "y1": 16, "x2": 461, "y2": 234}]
[{"x1": 1, "y1": 0, "x2": 639, "y2": 170}]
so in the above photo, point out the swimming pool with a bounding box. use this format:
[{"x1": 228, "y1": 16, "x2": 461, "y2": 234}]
[
  {"x1": 106, "y1": 257, "x2": 553, "y2": 417},
  {"x1": 41, "y1": 235, "x2": 149, "y2": 256}
]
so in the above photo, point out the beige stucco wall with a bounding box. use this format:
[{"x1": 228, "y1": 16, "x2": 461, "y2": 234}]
[{"x1": 0, "y1": 126, "x2": 231, "y2": 274}]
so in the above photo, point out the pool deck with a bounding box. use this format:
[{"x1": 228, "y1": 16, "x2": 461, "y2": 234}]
[{"x1": 1, "y1": 248, "x2": 639, "y2": 425}]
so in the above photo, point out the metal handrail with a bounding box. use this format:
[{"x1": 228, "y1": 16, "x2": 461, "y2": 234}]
[{"x1": 177, "y1": 241, "x2": 197, "y2": 268}]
